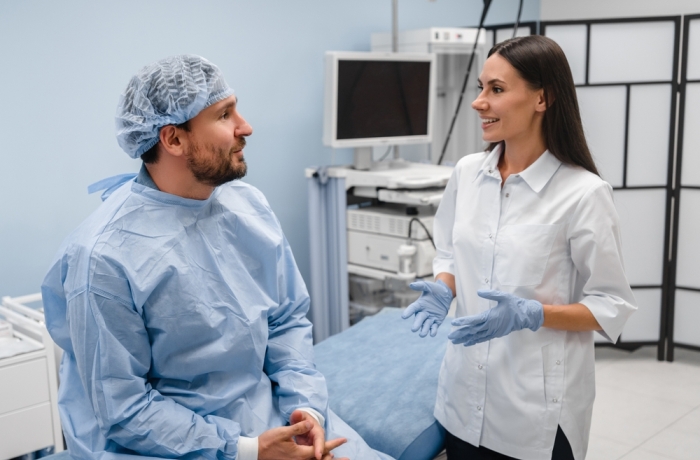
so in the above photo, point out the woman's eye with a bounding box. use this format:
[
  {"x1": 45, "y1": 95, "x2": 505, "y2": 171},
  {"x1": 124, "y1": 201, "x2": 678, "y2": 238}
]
[
  {"x1": 221, "y1": 111, "x2": 229, "y2": 119},
  {"x1": 477, "y1": 85, "x2": 484, "y2": 91},
  {"x1": 493, "y1": 87, "x2": 503, "y2": 93}
]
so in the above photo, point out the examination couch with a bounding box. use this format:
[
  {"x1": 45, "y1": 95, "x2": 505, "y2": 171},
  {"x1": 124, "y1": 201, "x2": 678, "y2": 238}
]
[{"x1": 44, "y1": 308, "x2": 447, "y2": 460}]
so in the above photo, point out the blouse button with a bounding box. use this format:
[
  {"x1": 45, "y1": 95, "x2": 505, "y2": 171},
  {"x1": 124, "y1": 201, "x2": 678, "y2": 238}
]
[
  {"x1": 553, "y1": 398, "x2": 558, "y2": 403},
  {"x1": 556, "y1": 360, "x2": 561, "y2": 365},
  {"x1": 505, "y1": 193, "x2": 510, "y2": 198},
  {"x1": 477, "y1": 406, "x2": 482, "y2": 411},
  {"x1": 478, "y1": 364, "x2": 483, "y2": 370}
]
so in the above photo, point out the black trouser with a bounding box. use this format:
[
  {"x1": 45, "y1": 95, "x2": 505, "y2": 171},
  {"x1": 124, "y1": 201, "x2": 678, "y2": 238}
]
[{"x1": 444, "y1": 426, "x2": 575, "y2": 460}]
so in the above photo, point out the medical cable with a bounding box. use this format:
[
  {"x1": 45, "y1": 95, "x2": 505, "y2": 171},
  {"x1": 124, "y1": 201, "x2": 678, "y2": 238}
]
[
  {"x1": 378, "y1": 145, "x2": 394, "y2": 162},
  {"x1": 408, "y1": 217, "x2": 436, "y2": 249},
  {"x1": 436, "y1": 0, "x2": 493, "y2": 166},
  {"x1": 512, "y1": 0, "x2": 524, "y2": 38}
]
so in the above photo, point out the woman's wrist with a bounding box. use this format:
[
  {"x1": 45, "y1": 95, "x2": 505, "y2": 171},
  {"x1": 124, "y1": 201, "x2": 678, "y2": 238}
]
[{"x1": 542, "y1": 303, "x2": 602, "y2": 331}]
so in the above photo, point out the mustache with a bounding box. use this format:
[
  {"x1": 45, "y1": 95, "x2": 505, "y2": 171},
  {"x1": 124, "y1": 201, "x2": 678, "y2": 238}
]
[{"x1": 233, "y1": 138, "x2": 247, "y2": 152}]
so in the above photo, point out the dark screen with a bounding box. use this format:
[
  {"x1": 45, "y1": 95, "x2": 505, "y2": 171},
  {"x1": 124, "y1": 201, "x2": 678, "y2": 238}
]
[{"x1": 336, "y1": 60, "x2": 430, "y2": 140}]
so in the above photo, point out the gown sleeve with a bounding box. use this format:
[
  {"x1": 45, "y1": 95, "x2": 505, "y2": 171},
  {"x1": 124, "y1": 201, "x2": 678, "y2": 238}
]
[
  {"x1": 567, "y1": 181, "x2": 637, "y2": 342},
  {"x1": 66, "y1": 265, "x2": 243, "y2": 459},
  {"x1": 263, "y1": 231, "x2": 330, "y2": 423}
]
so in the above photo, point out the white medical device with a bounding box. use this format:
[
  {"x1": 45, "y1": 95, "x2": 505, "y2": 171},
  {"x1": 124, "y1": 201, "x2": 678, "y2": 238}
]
[
  {"x1": 346, "y1": 205, "x2": 436, "y2": 279},
  {"x1": 323, "y1": 51, "x2": 437, "y2": 169}
]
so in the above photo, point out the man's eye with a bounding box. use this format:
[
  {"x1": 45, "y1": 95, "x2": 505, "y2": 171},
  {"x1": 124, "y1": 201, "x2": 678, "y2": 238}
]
[{"x1": 222, "y1": 111, "x2": 229, "y2": 119}]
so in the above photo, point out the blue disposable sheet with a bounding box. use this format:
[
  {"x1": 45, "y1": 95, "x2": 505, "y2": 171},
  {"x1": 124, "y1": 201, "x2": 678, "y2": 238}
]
[{"x1": 314, "y1": 308, "x2": 447, "y2": 460}]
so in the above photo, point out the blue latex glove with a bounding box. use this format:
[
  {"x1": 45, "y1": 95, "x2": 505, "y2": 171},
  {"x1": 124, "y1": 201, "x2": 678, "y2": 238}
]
[
  {"x1": 448, "y1": 289, "x2": 544, "y2": 347},
  {"x1": 401, "y1": 279, "x2": 453, "y2": 337}
]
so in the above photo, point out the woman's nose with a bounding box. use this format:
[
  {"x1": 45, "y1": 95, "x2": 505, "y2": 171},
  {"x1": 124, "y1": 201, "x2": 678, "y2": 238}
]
[{"x1": 472, "y1": 93, "x2": 487, "y2": 111}]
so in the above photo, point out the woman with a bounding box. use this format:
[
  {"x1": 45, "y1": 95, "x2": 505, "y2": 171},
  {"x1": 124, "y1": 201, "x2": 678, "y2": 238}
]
[{"x1": 401, "y1": 35, "x2": 636, "y2": 459}]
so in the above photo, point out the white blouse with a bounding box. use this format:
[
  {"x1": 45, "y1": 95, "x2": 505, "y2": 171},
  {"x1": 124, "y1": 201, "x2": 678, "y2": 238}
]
[{"x1": 432, "y1": 144, "x2": 636, "y2": 460}]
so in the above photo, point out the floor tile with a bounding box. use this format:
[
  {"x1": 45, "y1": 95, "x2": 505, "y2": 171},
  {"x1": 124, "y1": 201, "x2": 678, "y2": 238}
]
[
  {"x1": 590, "y1": 384, "x2": 693, "y2": 446},
  {"x1": 594, "y1": 347, "x2": 700, "y2": 407},
  {"x1": 673, "y1": 348, "x2": 700, "y2": 366},
  {"x1": 586, "y1": 434, "x2": 635, "y2": 460},
  {"x1": 669, "y1": 406, "x2": 700, "y2": 435},
  {"x1": 637, "y1": 426, "x2": 700, "y2": 460},
  {"x1": 596, "y1": 363, "x2": 700, "y2": 407},
  {"x1": 619, "y1": 448, "x2": 678, "y2": 460}
]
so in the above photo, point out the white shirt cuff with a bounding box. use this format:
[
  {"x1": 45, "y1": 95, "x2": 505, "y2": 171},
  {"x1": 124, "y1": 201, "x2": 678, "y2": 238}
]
[
  {"x1": 238, "y1": 436, "x2": 258, "y2": 460},
  {"x1": 297, "y1": 407, "x2": 325, "y2": 427}
]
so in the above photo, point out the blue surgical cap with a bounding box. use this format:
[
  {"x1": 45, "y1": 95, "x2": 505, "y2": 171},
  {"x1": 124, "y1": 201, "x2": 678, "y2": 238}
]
[{"x1": 115, "y1": 55, "x2": 235, "y2": 159}]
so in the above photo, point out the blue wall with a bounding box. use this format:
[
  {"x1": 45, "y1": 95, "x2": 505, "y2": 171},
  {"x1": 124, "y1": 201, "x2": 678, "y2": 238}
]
[{"x1": 0, "y1": 0, "x2": 539, "y2": 297}]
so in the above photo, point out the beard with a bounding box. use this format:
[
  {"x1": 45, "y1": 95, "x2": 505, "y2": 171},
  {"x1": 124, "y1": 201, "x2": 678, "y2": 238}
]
[{"x1": 185, "y1": 138, "x2": 247, "y2": 187}]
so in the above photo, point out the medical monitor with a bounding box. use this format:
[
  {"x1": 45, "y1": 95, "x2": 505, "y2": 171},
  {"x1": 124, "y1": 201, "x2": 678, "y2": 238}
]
[{"x1": 323, "y1": 51, "x2": 436, "y2": 149}]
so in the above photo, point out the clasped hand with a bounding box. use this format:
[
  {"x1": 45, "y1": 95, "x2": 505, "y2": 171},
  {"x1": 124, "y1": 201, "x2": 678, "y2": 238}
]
[
  {"x1": 258, "y1": 410, "x2": 348, "y2": 460},
  {"x1": 448, "y1": 289, "x2": 544, "y2": 347}
]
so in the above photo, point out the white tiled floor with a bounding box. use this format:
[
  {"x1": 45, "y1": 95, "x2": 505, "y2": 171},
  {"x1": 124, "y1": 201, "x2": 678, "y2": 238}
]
[{"x1": 588, "y1": 346, "x2": 700, "y2": 460}]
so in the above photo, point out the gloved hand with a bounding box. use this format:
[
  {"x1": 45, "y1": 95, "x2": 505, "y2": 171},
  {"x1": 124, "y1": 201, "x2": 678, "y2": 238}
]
[
  {"x1": 448, "y1": 289, "x2": 544, "y2": 347},
  {"x1": 401, "y1": 279, "x2": 454, "y2": 337}
]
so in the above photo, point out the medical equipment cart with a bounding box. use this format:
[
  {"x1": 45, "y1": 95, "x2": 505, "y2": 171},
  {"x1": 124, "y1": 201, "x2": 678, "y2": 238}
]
[{"x1": 0, "y1": 294, "x2": 64, "y2": 460}]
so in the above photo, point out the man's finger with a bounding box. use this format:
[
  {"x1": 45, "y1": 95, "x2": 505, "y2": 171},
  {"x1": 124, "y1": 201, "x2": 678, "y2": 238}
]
[
  {"x1": 323, "y1": 436, "x2": 348, "y2": 453},
  {"x1": 282, "y1": 420, "x2": 312, "y2": 439},
  {"x1": 289, "y1": 409, "x2": 305, "y2": 425},
  {"x1": 311, "y1": 425, "x2": 325, "y2": 460}
]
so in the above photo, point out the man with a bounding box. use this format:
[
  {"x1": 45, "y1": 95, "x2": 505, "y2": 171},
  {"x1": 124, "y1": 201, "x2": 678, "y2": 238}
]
[{"x1": 42, "y1": 55, "x2": 391, "y2": 460}]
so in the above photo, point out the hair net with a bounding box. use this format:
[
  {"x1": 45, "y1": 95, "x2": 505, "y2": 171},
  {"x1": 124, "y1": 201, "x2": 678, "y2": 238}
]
[{"x1": 116, "y1": 55, "x2": 235, "y2": 159}]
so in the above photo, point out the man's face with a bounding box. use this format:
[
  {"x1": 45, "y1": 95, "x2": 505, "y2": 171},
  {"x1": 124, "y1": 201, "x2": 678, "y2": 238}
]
[{"x1": 182, "y1": 95, "x2": 253, "y2": 187}]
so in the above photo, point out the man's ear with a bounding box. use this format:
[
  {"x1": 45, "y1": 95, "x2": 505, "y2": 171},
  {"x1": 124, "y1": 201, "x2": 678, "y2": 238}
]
[{"x1": 159, "y1": 125, "x2": 187, "y2": 157}]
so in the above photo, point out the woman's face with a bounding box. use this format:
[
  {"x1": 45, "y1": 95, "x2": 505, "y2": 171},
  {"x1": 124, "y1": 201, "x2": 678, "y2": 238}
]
[{"x1": 471, "y1": 53, "x2": 546, "y2": 145}]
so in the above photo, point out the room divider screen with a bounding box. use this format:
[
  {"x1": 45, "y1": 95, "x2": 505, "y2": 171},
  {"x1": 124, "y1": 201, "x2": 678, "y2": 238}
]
[
  {"x1": 483, "y1": 21, "x2": 538, "y2": 47},
  {"x1": 667, "y1": 14, "x2": 700, "y2": 361},
  {"x1": 541, "y1": 16, "x2": 683, "y2": 360}
]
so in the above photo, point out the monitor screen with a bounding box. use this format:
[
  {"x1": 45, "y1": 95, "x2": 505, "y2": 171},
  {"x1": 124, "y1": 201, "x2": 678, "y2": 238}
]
[
  {"x1": 336, "y1": 60, "x2": 431, "y2": 140},
  {"x1": 323, "y1": 52, "x2": 435, "y2": 148}
]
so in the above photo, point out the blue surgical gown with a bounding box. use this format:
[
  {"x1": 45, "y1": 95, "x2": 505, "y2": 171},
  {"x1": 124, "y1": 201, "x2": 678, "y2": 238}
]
[{"x1": 42, "y1": 173, "x2": 392, "y2": 460}]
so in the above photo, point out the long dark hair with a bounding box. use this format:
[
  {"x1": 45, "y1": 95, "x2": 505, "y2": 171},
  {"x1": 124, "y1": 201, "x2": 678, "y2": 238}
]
[{"x1": 487, "y1": 35, "x2": 599, "y2": 176}]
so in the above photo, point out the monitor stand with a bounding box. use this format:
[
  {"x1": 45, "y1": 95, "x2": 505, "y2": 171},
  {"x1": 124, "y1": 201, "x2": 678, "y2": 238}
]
[
  {"x1": 353, "y1": 147, "x2": 410, "y2": 171},
  {"x1": 353, "y1": 147, "x2": 373, "y2": 170}
]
